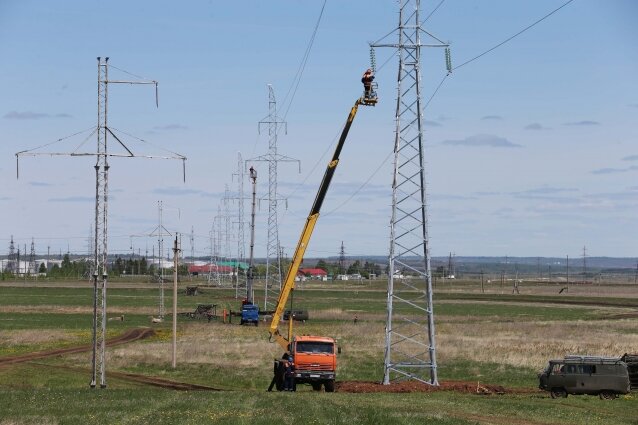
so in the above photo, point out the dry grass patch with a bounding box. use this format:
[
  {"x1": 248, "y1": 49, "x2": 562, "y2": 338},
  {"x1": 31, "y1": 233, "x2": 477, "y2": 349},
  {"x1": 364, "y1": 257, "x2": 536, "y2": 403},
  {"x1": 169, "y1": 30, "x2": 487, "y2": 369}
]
[
  {"x1": 437, "y1": 319, "x2": 638, "y2": 369},
  {"x1": 0, "y1": 329, "x2": 78, "y2": 346},
  {"x1": 105, "y1": 322, "x2": 282, "y2": 370},
  {"x1": 0, "y1": 305, "x2": 158, "y2": 315}
]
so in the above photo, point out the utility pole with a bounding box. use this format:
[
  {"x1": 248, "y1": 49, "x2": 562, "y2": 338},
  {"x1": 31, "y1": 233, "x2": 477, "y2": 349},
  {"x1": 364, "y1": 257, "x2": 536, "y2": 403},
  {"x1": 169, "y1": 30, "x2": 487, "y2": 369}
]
[
  {"x1": 566, "y1": 255, "x2": 569, "y2": 293},
  {"x1": 582, "y1": 246, "x2": 587, "y2": 282},
  {"x1": 189, "y1": 226, "x2": 195, "y2": 264},
  {"x1": 249, "y1": 85, "x2": 300, "y2": 311},
  {"x1": 447, "y1": 252, "x2": 454, "y2": 278},
  {"x1": 373, "y1": 0, "x2": 450, "y2": 386},
  {"x1": 189, "y1": 226, "x2": 195, "y2": 281},
  {"x1": 480, "y1": 270, "x2": 484, "y2": 293},
  {"x1": 16, "y1": 58, "x2": 186, "y2": 389},
  {"x1": 172, "y1": 235, "x2": 180, "y2": 369},
  {"x1": 246, "y1": 166, "x2": 258, "y2": 304}
]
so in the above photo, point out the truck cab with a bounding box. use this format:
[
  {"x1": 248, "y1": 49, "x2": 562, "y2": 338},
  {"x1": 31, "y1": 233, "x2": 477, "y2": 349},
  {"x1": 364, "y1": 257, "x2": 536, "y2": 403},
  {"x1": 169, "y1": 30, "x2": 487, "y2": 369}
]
[
  {"x1": 291, "y1": 335, "x2": 336, "y2": 392},
  {"x1": 273, "y1": 335, "x2": 336, "y2": 392},
  {"x1": 240, "y1": 302, "x2": 259, "y2": 326}
]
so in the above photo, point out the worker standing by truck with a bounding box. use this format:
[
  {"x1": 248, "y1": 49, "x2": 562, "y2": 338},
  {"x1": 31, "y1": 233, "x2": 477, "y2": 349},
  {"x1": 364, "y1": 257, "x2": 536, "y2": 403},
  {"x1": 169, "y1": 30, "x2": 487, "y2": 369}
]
[{"x1": 284, "y1": 355, "x2": 295, "y2": 391}]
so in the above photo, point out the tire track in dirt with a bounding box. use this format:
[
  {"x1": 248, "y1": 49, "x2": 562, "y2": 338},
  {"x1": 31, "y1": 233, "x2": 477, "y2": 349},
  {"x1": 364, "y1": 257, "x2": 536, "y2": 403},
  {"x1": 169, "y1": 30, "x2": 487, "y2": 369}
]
[
  {"x1": 0, "y1": 327, "x2": 154, "y2": 366},
  {"x1": 27, "y1": 362, "x2": 223, "y2": 391},
  {"x1": 1, "y1": 327, "x2": 224, "y2": 391}
]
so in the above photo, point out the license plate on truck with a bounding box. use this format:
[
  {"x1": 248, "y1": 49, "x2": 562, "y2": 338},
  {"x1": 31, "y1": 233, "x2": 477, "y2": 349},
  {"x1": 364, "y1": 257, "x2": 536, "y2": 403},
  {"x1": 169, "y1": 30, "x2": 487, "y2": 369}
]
[{"x1": 310, "y1": 374, "x2": 320, "y2": 378}]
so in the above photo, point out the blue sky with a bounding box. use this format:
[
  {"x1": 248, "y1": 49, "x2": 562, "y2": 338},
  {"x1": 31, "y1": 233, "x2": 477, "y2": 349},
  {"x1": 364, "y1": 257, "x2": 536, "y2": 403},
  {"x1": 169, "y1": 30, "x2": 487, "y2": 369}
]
[{"x1": 1, "y1": 0, "x2": 637, "y2": 260}]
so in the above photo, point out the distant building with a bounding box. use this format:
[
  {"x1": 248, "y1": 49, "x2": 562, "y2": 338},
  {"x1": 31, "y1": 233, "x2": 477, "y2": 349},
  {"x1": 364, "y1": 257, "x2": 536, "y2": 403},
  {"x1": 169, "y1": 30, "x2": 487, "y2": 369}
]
[
  {"x1": 299, "y1": 268, "x2": 328, "y2": 280},
  {"x1": 188, "y1": 264, "x2": 235, "y2": 276}
]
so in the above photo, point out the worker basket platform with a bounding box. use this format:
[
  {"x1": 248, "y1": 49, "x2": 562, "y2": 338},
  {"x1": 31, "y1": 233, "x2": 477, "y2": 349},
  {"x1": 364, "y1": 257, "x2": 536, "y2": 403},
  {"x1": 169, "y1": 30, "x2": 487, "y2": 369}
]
[{"x1": 361, "y1": 82, "x2": 378, "y2": 106}]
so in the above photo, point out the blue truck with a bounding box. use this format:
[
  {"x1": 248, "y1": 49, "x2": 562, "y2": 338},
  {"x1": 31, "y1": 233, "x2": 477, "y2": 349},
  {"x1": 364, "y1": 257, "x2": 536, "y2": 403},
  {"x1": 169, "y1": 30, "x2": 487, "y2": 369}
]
[{"x1": 240, "y1": 302, "x2": 259, "y2": 326}]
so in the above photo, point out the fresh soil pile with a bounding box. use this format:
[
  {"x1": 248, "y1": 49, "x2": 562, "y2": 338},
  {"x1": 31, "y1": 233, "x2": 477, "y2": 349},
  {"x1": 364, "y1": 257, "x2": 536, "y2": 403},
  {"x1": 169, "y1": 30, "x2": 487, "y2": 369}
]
[{"x1": 336, "y1": 380, "x2": 510, "y2": 394}]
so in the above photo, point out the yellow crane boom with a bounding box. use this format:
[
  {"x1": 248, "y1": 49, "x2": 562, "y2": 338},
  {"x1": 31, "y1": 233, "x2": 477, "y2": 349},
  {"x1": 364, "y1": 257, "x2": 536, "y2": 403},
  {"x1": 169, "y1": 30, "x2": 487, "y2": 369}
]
[{"x1": 269, "y1": 97, "x2": 369, "y2": 349}]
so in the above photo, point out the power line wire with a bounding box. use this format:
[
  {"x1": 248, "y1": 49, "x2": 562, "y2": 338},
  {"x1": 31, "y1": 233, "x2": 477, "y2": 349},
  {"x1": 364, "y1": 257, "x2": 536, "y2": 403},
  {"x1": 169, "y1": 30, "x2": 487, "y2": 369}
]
[
  {"x1": 453, "y1": 0, "x2": 577, "y2": 71},
  {"x1": 322, "y1": 0, "x2": 577, "y2": 216},
  {"x1": 423, "y1": 0, "x2": 446, "y2": 24},
  {"x1": 280, "y1": 0, "x2": 327, "y2": 121}
]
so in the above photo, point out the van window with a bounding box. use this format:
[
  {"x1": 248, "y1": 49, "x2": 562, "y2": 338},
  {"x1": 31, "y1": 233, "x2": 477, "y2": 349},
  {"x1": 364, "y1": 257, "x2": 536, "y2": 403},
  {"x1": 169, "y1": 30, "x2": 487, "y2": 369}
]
[
  {"x1": 551, "y1": 363, "x2": 563, "y2": 374},
  {"x1": 578, "y1": 365, "x2": 595, "y2": 374},
  {"x1": 565, "y1": 365, "x2": 577, "y2": 374}
]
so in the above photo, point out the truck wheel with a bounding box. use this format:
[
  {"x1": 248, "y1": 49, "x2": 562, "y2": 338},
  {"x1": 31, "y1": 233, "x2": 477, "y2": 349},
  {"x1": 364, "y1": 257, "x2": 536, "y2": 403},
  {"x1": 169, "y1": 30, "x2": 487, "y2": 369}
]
[
  {"x1": 550, "y1": 388, "x2": 567, "y2": 399},
  {"x1": 311, "y1": 382, "x2": 322, "y2": 391},
  {"x1": 599, "y1": 391, "x2": 617, "y2": 400},
  {"x1": 324, "y1": 380, "x2": 335, "y2": 393},
  {"x1": 240, "y1": 319, "x2": 244, "y2": 325},
  {"x1": 255, "y1": 321, "x2": 259, "y2": 327}
]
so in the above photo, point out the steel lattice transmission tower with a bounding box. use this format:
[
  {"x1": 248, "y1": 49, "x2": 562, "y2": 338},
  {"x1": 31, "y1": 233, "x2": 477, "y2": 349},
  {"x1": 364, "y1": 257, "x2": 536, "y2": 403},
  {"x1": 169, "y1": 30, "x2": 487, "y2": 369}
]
[
  {"x1": 372, "y1": 0, "x2": 450, "y2": 386},
  {"x1": 7, "y1": 236, "x2": 16, "y2": 275},
  {"x1": 232, "y1": 152, "x2": 247, "y2": 299},
  {"x1": 16, "y1": 58, "x2": 185, "y2": 389},
  {"x1": 150, "y1": 200, "x2": 171, "y2": 318},
  {"x1": 28, "y1": 238, "x2": 36, "y2": 275},
  {"x1": 249, "y1": 85, "x2": 300, "y2": 310},
  {"x1": 91, "y1": 57, "x2": 111, "y2": 389}
]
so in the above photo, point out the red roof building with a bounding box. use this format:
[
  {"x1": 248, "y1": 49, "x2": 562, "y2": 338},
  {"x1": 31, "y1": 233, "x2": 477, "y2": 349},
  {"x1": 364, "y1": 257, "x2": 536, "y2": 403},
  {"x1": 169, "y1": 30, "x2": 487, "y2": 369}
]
[{"x1": 299, "y1": 268, "x2": 327, "y2": 277}]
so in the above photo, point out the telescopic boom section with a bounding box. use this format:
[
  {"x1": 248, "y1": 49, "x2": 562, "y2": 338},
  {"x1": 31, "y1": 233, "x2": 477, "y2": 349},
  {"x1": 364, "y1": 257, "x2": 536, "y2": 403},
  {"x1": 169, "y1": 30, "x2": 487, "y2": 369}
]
[{"x1": 269, "y1": 99, "x2": 363, "y2": 349}]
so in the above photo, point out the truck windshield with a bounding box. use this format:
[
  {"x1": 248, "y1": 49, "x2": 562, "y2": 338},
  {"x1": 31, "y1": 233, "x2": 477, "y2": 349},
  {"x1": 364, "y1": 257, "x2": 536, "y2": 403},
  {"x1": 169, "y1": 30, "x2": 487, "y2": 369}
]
[{"x1": 296, "y1": 342, "x2": 334, "y2": 354}]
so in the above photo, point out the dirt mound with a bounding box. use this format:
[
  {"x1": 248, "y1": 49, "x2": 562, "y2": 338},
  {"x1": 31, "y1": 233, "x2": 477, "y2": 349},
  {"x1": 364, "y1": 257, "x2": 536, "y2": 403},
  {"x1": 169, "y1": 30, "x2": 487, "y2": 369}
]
[{"x1": 336, "y1": 380, "x2": 510, "y2": 394}]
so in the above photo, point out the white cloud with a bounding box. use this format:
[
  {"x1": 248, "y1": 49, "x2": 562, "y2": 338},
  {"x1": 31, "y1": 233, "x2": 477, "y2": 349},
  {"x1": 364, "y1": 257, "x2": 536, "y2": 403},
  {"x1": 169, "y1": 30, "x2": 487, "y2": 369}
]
[
  {"x1": 441, "y1": 134, "x2": 521, "y2": 148},
  {"x1": 564, "y1": 120, "x2": 600, "y2": 126},
  {"x1": 524, "y1": 123, "x2": 549, "y2": 130},
  {"x1": 4, "y1": 111, "x2": 70, "y2": 120}
]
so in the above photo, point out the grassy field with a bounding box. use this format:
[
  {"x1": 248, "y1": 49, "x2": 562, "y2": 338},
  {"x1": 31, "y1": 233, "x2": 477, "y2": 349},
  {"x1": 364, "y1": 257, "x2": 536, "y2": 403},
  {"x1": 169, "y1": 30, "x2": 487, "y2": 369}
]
[{"x1": 1, "y1": 279, "x2": 637, "y2": 424}]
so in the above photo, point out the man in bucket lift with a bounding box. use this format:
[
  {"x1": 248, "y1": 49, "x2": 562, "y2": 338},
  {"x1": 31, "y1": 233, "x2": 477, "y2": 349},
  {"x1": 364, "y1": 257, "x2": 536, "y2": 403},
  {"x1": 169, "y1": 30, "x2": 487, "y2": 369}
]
[{"x1": 361, "y1": 69, "x2": 374, "y2": 99}]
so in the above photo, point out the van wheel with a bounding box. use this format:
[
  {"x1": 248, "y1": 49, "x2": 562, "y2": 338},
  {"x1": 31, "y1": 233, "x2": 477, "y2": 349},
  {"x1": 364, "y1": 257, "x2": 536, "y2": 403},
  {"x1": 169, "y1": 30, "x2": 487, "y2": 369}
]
[
  {"x1": 599, "y1": 391, "x2": 617, "y2": 400},
  {"x1": 550, "y1": 388, "x2": 567, "y2": 399}
]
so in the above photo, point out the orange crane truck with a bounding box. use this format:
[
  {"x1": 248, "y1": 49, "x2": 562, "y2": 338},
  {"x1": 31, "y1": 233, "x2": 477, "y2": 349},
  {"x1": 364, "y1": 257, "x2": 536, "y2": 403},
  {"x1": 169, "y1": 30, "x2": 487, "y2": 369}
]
[{"x1": 267, "y1": 89, "x2": 377, "y2": 392}]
